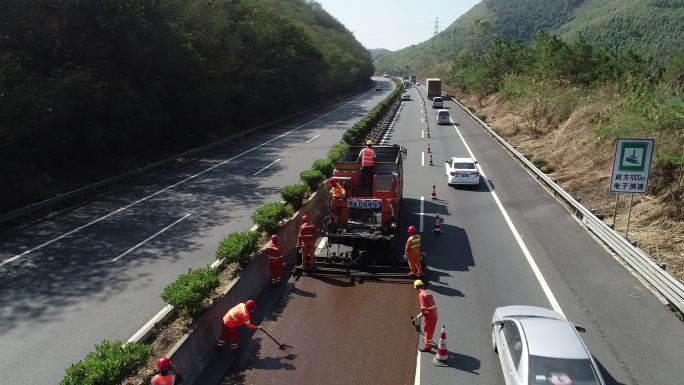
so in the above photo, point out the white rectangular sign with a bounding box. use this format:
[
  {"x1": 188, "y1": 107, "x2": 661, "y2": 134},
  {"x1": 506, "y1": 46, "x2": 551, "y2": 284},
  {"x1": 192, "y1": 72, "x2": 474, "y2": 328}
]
[{"x1": 610, "y1": 138, "x2": 654, "y2": 194}]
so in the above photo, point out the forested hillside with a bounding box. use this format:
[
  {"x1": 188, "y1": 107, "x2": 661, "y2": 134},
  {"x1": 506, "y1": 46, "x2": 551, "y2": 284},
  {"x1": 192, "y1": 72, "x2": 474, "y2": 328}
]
[
  {"x1": 375, "y1": 0, "x2": 684, "y2": 77},
  {"x1": 0, "y1": 0, "x2": 373, "y2": 213}
]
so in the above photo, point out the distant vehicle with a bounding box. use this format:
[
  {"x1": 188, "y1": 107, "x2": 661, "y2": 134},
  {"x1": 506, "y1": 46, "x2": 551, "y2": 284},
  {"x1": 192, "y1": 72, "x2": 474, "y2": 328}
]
[
  {"x1": 491, "y1": 306, "x2": 606, "y2": 385},
  {"x1": 416, "y1": 81, "x2": 421, "y2": 86},
  {"x1": 445, "y1": 157, "x2": 479, "y2": 186},
  {"x1": 402, "y1": 92, "x2": 411, "y2": 101},
  {"x1": 376, "y1": 85, "x2": 382, "y2": 91},
  {"x1": 436, "y1": 109, "x2": 450, "y2": 124},
  {"x1": 431, "y1": 96, "x2": 443, "y2": 109},
  {"x1": 426, "y1": 78, "x2": 442, "y2": 99},
  {"x1": 410, "y1": 75, "x2": 416, "y2": 84},
  {"x1": 383, "y1": 73, "x2": 390, "y2": 78}
]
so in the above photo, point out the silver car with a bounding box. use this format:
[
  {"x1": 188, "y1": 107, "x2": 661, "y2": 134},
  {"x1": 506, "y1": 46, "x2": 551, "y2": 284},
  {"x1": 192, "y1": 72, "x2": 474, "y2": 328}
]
[{"x1": 491, "y1": 306, "x2": 606, "y2": 385}]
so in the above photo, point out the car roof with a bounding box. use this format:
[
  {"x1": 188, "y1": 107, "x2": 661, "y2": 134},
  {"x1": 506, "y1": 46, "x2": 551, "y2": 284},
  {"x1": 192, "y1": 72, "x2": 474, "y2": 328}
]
[
  {"x1": 451, "y1": 157, "x2": 474, "y2": 163},
  {"x1": 518, "y1": 318, "x2": 590, "y2": 359},
  {"x1": 496, "y1": 305, "x2": 565, "y2": 320}
]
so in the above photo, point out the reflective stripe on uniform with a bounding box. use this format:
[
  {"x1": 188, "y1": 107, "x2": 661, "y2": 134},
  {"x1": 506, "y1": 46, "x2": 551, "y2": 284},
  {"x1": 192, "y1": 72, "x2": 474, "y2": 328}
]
[{"x1": 422, "y1": 305, "x2": 437, "y2": 310}]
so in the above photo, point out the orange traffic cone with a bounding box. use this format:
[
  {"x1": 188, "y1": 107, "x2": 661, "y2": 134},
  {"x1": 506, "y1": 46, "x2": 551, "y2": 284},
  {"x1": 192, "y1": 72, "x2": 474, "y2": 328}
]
[
  {"x1": 427, "y1": 142, "x2": 431, "y2": 153},
  {"x1": 433, "y1": 214, "x2": 441, "y2": 234},
  {"x1": 432, "y1": 325, "x2": 449, "y2": 367},
  {"x1": 429, "y1": 153, "x2": 434, "y2": 166},
  {"x1": 431, "y1": 183, "x2": 437, "y2": 200},
  {"x1": 427, "y1": 126, "x2": 431, "y2": 138}
]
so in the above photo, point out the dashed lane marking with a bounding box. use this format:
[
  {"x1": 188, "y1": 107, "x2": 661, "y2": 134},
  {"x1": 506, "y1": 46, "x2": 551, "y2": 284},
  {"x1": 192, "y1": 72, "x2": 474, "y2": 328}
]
[
  {"x1": 253, "y1": 159, "x2": 281, "y2": 176},
  {"x1": 110, "y1": 214, "x2": 191, "y2": 262}
]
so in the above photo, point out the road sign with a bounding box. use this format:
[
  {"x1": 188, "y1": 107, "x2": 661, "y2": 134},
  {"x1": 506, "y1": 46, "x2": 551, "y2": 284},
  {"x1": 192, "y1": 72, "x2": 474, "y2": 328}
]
[{"x1": 610, "y1": 138, "x2": 654, "y2": 194}]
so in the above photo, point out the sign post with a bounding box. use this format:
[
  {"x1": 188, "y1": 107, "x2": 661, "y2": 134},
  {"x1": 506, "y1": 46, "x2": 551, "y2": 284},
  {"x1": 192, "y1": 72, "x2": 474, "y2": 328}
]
[{"x1": 609, "y1": 138, "x2": 654, "y2": 239}]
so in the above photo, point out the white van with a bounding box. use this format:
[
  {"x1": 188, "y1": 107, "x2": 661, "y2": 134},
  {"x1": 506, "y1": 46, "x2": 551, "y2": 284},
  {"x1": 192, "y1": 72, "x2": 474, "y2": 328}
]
[
  {"x1": 431, "y1": 97, "x2": 443, "y2": 109},
  {"x1": 436, "y1": 109, "x2": 450, "y2": 125}
]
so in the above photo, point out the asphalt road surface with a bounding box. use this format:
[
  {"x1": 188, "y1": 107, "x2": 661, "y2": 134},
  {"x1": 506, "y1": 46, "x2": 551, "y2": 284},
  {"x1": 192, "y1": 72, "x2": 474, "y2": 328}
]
[
  {"x1": 0, "y1": 78, "x2": 394, "y2": 385},
  {"x1": 204, "y1": 84, "x2": 683, "y2": 385}
]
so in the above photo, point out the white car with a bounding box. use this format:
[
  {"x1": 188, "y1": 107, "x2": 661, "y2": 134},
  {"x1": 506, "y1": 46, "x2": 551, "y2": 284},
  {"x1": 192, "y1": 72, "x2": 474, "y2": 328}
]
[
  {"x1": 436, "y1": 109, "x2": 450, "y2": 124},
  {"x1": 492, "y1": 306, "x2": 606, "y2": 385},
  {"x1": 402, "y1": 92, "x2": 411, "y2": 101},
  {"x1": 431, "y1": 97, "x2": 443, "y2": 108},
  {"x1": 445, "y1": 157, "x2": 479, "y2": 185}
]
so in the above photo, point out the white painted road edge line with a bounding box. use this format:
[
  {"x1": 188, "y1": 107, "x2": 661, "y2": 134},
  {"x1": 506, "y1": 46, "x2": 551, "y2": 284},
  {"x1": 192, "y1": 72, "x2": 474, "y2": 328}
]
[
  {"x1": 414, "y1": 349, "x2": 421, "y2": 385},
  {"x1": 253, "y1": 159, "x2": 281, "y2": 176},
  {"x1": 111, "y1": 214, "x2": 192, "y2": 262},
  {"x1": 419, "y1": 196, "x2": 425, "y2": 232},
  {"x1": 3, "y1": 88, "x2": 375, "y2": 265},
  {"x1": 305, "y1": 133, "x2": 320, "y2": 143},
  {"x1": 450, "y1": 119, "x2": 564, "y2": 316}
]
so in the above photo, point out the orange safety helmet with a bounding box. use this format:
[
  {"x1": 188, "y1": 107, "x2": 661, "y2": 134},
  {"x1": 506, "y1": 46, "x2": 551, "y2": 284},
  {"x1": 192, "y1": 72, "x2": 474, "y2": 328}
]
[
  {"x1": 407, "y1": 225, "x2": 417, "y2": 234},
  {"x1": 156, "y1": 357, "x2": 172, "y2": 371},
  {"x1": 328, "y1": 178, "x2": 336, "y2": 187},
  {"x1": 245, "y1": 299, "x2": 256, "y2": 312},
  {"x1": 302, "y1": 214, "x2": 309, "y2": 222},
  {"x1": 270, "y1": 234, "x2": 278, "y2": 243}
]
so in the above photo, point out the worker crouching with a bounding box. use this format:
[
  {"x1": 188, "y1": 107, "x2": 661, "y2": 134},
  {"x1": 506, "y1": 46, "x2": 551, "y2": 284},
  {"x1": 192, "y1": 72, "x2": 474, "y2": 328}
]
[
  {"x1": 412, "y1": 280, "x2": 438, "y2": 352},
  {"x1": 405, "y1": 226, "x2": 423, "y2": 276},
  {"x1": 298, "y1": 214, "x2": 324, "y2": 270},
  {"x1": 217, "y1": 300, "x2": 260, "y2": 353},
  {"x1": 265, "y1": 234, "x2": 284, "y2": 285}
]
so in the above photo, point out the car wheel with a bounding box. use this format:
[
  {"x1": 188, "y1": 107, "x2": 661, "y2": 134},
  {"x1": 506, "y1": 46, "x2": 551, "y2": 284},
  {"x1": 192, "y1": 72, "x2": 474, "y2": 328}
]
[{"x1": 491, "y1": 327, "x2": 498, "y2": 353}]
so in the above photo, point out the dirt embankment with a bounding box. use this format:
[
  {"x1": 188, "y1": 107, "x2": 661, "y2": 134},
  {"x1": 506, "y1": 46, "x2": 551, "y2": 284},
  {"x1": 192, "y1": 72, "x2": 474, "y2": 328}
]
[{"x1": 452, "y1": 89, "x2": 684, "y2": 283}]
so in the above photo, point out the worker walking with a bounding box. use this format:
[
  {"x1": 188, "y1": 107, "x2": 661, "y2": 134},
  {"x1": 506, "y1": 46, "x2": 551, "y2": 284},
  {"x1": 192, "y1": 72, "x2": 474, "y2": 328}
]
[
  {"x1": 150, "y1": 357, "x2": 183, "y2": 385},
  {"x1": 405, "y1": 225, "x2": 423, "y2": 276},
  {"x1": 412, "y1": 280, "x2": 438, "y2": 352},
  {"x1": 217, "y1": 300, "x2": 259, "y2": 353},
  {"x1": 356, "y1": 140, "x2": 376, "y2": 188},
  {"x1": 298, "y1": 214, "x2": 323, "y2": 270},
  {"x1": 265, "y1": 234, "x2": 284, "y2": 285}
]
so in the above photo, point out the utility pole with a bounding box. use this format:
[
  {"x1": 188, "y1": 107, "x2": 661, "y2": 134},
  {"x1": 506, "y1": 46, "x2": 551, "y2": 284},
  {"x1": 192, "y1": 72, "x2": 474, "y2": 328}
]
[{"x1": 433, "y1": 17, "x2": 439, "y2": 37}]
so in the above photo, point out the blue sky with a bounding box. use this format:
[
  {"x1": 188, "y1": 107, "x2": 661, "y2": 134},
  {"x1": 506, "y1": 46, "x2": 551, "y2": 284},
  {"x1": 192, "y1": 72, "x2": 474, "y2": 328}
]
[{"x1": 315, "y1": 0, "x2": 481, "y2": 51}]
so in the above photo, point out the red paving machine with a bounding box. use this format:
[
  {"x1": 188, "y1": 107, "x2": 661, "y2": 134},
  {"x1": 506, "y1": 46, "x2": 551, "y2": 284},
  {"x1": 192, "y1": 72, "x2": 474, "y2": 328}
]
[{"x1": 295, "y1": 144, "x2": 423, "y2": 278}]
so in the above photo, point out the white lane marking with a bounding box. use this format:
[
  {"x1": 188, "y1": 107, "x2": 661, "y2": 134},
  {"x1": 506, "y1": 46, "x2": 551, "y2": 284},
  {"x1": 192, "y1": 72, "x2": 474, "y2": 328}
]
[
  {"x1": 3, "y1": 89, "x2": 375, "y2": 265},
  {"x1": 420, "y1": 196, "x2": 425, "y2": 232},
  {"x1": 305, "y1": 133, "x2": 320, "y2": 143},
  {"x1": 421, "y1": 130, "x2": 424, "y2": 139},
  {"x1": 253, "y1": 159, "x2": 281, "y2": 176},
  {"x1": 450, "y1": 119, "x2": 564, "y2": 315},
  {"x1": 111, "y1": 214, "x2": 191, "y2": 262},
  {"x1": 315, "y1": 237, "x2": 327, "y2": 253},
  {"x1": 414, "y1": 350, "x2": 421, "y2": 385},
  {"x1": 421, "y1": 117, "x2": 424, "y2": 123},
  {"x1": 421, "y1": 152, "x2": 425, "y2": 166}
]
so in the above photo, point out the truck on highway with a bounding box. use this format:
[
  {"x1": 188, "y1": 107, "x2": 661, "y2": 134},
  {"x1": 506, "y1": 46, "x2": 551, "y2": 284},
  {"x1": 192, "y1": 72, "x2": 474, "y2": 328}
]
[
  {"x1": 410, "y1": 75, "x2": 416, "y2": 84},
  {"x1": 426, "y1": 78, "x2": 442, "y2": 99},
  {"x1": 298, "y1": 145, "x2": 412, "y2": 276}
]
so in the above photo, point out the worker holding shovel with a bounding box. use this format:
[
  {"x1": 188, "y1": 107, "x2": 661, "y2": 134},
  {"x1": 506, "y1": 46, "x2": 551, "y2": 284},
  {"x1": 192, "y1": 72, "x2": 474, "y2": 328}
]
[
  {"x1": 411, "y1": 279, "x2": 438, "y2": 352},
  {"x1": 217, "y1": 300, "x2": 260, "y2": 353}
]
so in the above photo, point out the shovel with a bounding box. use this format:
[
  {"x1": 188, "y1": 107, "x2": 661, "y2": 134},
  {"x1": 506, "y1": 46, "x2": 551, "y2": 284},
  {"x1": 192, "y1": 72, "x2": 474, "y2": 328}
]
[
  {"x1": 411, "y1": 316, "x2": 425, "y2": 337},
  {"x1": 259, "y1": 327, "x2": 292, "y2": 350}
]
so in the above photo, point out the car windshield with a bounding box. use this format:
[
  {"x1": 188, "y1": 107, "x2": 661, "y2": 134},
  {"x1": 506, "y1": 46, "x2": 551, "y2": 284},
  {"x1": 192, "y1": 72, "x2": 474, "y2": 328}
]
[
  {"x1": 453, "y1": 162, "x2": 475, "y2": 169},
  {"x1": 433, "y1": 97, "x2": 442, "y2": 102},
  {"x1": 529, "y1": 356, "x2": 601, "y2": 385},
  {"x1": 438, "y1": 111, "x2": 449, "y2": 117}
]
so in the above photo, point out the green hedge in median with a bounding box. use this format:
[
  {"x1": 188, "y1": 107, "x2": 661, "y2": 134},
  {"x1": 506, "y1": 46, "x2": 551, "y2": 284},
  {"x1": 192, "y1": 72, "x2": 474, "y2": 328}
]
[
  {"x1": 251, "y1": 202, "x2": 293, "y2": 233},
  {"x1": 61, "y1": 340, "x2": 152, "y2": 385},
  {"x1": 312, "y1": 158, "x2": 334, "y2": 178},
  {"x1": 327, "y1": 142, "x2": 349, "y2": 162},
  {"x1": 161, "y1": 267, "x2": 220, "y2": 315},
  {"x1": 300, "y1": 169, "x2": 325, "y2": 191},
  {"x1": 216, "y1": 230, "x2": 261, "y2": 264},
  {"x1": 281, "y1": 183, "x2": 308, "y2": 209}
]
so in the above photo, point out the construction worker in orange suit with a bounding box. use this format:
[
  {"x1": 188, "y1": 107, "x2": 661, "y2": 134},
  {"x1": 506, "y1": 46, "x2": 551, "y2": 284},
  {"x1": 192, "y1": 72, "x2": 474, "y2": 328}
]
[
  {"x1": 216, "y1": 300, "x2": 259, "y2": 353},
  {"x1": 265, "y1": 234, "x2": 284, "y2": 285},
  {"x1": 328, "y1": 178, "x2": 346, "y2": 227},
  {"x1": 356, "y1": 140, "x2": 376, "y2": 187},
  {"x1": 298, "y1": 214, "x2": 324, "y2": 270},
  {"x1": 150, "y1": 357, "x2": 183, "y2": 385},
  {"x1": 412, "y1": 279, "x2": 438, "y2": 352},
  {"x1": 328, "y1": 178, "x2": 346, "y2": 198},
  {"x1": 405, "y1": 225, "x2": 423, "y2": 276}
]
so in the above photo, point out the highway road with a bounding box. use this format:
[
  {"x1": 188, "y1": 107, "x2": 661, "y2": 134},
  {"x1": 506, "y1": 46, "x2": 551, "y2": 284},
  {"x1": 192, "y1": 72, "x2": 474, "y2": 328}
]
[
  {"x1": 0, "y1": 78, "x2": 394, "y2": 385},
  {"x1": 212, "y1": 83, "x2": 684, "y2": 385}
]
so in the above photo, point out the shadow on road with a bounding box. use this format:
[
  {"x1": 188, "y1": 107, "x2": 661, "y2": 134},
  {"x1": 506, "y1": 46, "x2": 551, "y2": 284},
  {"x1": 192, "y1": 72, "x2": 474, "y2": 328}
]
[{"x1": 595, "y1": 357, "x2": 628, "y2": 385}]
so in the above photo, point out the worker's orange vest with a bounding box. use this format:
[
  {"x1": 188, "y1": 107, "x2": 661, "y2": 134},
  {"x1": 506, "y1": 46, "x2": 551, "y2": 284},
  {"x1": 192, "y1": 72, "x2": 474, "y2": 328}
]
[
  {"x1": 265, "y1": 241, "x2": 283, "y2": 260},
  {"x1": 151, "y1": 374, "x2": 176, "y2": 385},
  {"x1": 223, "y1": 303, "x2": 251, "y2": 328},
  {"x1": 361, "y1": 147, "x2": 375, "y2": 167},
  {"x1": 299, "y1": 223, "x2": 317, "y2": 243}
]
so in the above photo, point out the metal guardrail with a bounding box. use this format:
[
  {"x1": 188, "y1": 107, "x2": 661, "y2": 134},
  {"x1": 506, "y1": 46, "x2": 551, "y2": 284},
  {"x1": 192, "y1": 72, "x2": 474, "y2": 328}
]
[
  {"x1": 449, "y1": 95, "x2": 684, "y2": 314},
  {"x1": 0, "y1": 87, "x2": 371, "y2": 226}
]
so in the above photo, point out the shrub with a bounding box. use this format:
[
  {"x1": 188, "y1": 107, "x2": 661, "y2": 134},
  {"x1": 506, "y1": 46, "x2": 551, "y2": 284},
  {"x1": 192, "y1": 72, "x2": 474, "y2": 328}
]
[
  {"x1": 216, "y1": 230, "x2": 261, "y2": 263},
  {"x1": 281, "y1": 183, "x2": 308, "y2": 209},
  {"x1": 327, "y1": 142, "x2": 349, "y2": 162},
  {"x1": 312, "y1": 158, "x2": 334, "y2": 177},
  {"x1": 251, "y1": 202, "x2": 293, "y2": 233},
  {"x1": 300, "y1": 169, "x2": 325, "y2": 191},
  {"x1": 525, "y1": 154, "x2": 549, "y2": 171},
  {"x1": 61, "y1": 340, "x2": 152, "y2": 385},
  {"x1": 161, "y1": 267, "x2": 220, "y2": 315}
]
